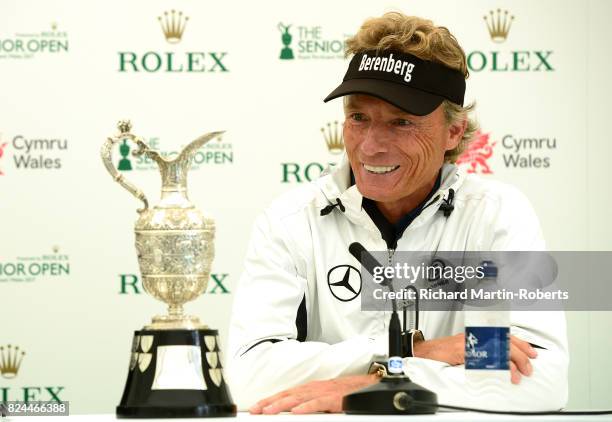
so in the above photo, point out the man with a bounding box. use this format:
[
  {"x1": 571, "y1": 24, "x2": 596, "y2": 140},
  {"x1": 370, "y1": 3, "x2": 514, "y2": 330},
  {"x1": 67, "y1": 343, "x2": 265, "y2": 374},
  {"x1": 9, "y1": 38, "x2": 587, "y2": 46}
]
[{"x1": 227, "y1": 12, "x2": 568, "y2": 414}]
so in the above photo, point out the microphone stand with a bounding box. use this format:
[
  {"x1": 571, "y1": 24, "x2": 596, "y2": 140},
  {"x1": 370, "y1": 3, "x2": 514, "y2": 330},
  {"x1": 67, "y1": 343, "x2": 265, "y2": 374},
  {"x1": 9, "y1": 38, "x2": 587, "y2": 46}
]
[{"x1": 343, "y1": 244, "x2": 438, "y2": 414}]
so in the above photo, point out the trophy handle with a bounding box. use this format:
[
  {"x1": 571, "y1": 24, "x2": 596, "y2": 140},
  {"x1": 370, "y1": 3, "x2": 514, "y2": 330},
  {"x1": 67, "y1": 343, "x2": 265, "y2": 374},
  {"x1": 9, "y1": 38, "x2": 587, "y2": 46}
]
[
  {"x1": 101, "y1": 128, "x2": 149, "y2": 213},
  {"x1": 176, "y1": 131, "x2": 224, "y2": 166}
]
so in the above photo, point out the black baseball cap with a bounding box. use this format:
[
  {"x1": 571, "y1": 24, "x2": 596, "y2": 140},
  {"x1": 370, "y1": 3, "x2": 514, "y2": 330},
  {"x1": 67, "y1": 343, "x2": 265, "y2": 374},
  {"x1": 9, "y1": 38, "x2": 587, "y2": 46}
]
[{"x1": 324, "y1": 50, "x2": 466, "y2": 116}]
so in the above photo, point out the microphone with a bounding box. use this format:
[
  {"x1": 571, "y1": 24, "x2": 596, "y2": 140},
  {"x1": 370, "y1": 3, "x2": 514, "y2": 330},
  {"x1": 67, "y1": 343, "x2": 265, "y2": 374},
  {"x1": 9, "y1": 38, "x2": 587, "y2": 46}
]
[
  {"x1": 349, "y1": 242, "x2": 401, "y2": 358},
  {"x1": 349, "y1": 242, "x2": 392, "y2": 287},
  {"x1": 344, "y1": 242, "x2": 438, "y2": 415},
  {"x1": 350, "y1": 242, "x2": 421, "y2": 337},
  {"x1": 438, "y1": 188, "x2": 455, "y2": 217}
]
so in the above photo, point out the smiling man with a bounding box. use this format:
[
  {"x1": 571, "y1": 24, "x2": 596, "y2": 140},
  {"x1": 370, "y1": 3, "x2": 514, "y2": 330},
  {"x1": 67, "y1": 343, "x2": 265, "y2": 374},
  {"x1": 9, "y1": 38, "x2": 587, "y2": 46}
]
[
  {"x1": 342, "y1": 94, "x2": 460, "y2": 225},
  {"x1": 227, "y1": 12, "x2": 568, "y2": 414}
]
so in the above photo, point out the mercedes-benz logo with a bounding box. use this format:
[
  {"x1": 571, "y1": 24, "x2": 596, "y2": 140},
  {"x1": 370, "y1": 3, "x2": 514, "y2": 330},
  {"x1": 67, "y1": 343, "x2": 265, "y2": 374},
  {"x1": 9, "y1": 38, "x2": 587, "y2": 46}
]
[{"x1": 327, "y1": 265, "x2": 362, "y2": 302}]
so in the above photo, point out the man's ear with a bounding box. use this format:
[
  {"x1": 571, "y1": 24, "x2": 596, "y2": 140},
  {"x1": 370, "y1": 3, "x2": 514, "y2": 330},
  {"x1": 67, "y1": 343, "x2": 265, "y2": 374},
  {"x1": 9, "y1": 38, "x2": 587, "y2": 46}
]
[{"x1": 446, "y1": 119, "x2": 467, "y2": 151}]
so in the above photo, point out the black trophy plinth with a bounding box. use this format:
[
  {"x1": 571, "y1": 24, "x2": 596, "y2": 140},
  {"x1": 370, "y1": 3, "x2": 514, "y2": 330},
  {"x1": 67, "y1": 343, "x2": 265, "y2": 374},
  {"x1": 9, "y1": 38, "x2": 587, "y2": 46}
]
[
  {"x1": 117, "y1": 329, "x2": 236, "y2": 418},
  {"x1": 343, "y1": 375, "x2": 438, "y2": 415}
]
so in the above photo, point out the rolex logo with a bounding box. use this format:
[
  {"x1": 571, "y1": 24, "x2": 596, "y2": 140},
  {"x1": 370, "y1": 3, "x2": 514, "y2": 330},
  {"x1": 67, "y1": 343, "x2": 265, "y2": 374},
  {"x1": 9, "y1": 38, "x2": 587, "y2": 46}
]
[
  {"x1": 321, "y1": 121, "x2": 344, "y2": 155},
  {"x1": 484, "y1": 9, "x2": 514, "y2": 43},
  {"x1": 158, "y1": 10, "x2": 189, "y2": 44},
  {"x1": 0, "y1": 345, "x2": 26, "y2": 379}
]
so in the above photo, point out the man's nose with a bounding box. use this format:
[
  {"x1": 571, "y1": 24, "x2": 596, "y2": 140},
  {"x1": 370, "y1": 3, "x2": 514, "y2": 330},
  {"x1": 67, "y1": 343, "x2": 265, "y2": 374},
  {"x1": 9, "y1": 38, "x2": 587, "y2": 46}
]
[{"x1": 359, "y1": 123, "x2": 389, "y2": 156}]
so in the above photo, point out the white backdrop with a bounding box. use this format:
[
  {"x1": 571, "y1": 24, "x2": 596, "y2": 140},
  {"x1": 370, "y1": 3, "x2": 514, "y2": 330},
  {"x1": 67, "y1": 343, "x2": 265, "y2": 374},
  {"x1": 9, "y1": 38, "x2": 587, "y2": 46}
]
[{"x1": 0, "y1": 0, "x2": 611, "y2": 413}]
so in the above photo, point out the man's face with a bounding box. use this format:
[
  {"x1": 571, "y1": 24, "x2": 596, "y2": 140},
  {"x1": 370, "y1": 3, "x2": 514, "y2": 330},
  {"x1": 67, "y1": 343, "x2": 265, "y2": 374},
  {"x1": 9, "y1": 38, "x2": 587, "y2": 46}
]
[{"x1": 343, "y1": 94, "x2": 462, "y2": 204}]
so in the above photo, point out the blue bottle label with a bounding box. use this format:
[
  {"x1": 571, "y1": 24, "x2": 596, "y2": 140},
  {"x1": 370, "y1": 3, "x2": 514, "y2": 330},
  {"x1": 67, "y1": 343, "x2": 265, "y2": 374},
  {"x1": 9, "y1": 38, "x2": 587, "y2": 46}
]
[{"x1": 465, "y1": 326, "x2": 510, "y2": 370}]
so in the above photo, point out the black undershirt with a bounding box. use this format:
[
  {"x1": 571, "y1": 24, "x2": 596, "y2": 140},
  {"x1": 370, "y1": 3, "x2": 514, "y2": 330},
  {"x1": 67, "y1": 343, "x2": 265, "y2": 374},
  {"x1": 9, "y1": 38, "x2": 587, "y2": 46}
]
[{"x1": 352, "y1": 170, "x2": 441, "y2": 250}]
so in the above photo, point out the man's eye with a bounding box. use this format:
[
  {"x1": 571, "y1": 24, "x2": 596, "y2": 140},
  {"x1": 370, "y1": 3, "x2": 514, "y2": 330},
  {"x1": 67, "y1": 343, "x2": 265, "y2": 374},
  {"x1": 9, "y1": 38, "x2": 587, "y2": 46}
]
[
  {"x1": 394, "y1": 119, "x2": 412, "y2": 126},
  {"x1": 350, "y1": 113, "x2": 366, "y2": 121}
]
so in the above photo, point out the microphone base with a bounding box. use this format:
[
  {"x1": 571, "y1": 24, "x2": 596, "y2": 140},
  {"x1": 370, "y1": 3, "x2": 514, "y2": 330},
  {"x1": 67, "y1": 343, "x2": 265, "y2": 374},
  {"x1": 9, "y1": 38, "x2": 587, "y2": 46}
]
[{"x1": 343, "y1": 375, "x2": 437, "y2": 415}]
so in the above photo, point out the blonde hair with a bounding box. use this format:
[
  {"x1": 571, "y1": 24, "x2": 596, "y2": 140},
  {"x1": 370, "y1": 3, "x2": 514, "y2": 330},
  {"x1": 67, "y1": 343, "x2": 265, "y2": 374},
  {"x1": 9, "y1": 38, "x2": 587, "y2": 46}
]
[{"x1": 345, "y1": 12, "x2": 478, "y2": 162}]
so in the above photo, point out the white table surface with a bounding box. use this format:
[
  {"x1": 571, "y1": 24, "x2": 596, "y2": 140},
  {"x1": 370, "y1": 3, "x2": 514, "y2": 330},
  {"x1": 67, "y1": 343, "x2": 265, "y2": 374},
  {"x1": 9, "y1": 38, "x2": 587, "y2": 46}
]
[{"x1": 6, "y1": 412, "x2": 612, "y2": 421}]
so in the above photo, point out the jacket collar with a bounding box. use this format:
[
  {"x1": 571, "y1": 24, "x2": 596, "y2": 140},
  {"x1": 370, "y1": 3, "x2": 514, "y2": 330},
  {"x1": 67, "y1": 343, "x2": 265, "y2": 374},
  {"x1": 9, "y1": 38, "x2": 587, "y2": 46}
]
[{"x1": 315, "y1": 153, "x2": 466, "y2": 235}]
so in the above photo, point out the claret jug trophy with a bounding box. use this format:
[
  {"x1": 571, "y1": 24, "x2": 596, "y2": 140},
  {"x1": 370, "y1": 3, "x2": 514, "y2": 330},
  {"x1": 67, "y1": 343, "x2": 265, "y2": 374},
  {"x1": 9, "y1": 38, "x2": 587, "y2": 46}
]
[{"x1": 101, "y1": 121, "x2": 236, "y2": 418}]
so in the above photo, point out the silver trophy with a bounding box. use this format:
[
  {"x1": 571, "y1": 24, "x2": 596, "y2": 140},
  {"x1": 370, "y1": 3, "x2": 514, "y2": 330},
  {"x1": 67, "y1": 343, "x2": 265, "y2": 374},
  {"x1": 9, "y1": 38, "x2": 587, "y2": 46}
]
[{"x1": 101, "y1": 120, "x2": 236, "y2": 418}]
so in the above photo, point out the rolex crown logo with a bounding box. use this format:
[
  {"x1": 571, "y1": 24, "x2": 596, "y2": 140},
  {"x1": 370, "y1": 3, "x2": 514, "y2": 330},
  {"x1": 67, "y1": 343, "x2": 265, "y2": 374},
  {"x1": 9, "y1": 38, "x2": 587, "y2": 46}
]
[
  {"x1": 0, "y1": 345, "x2": 26, "y2": 379},
  {"x1": 158, "y1": 10, "x2": 189, "y2": 44},
  {"x1": 484, "y1": 9, "x2": 514, "y2": 43},
  {"x1": 321, "y1": 121, "x2": 344, "y2": 155}
]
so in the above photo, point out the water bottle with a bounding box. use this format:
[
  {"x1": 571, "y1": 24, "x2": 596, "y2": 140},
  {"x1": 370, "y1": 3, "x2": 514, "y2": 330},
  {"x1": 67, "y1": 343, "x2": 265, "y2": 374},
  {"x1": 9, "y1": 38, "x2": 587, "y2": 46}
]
[{"x1": 464, "y1": 261, "x2": 510, "y2": 398}]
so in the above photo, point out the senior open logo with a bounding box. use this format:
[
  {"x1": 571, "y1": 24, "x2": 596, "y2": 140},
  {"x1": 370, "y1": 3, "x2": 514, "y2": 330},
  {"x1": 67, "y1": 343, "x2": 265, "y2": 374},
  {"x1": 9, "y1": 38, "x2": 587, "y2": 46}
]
[
  {"x1": 0, "y1": 246, "x2": 70, "y2": 283},
  {"x1": 0, "y1": 22, "x2": 68, "y2": 61}
]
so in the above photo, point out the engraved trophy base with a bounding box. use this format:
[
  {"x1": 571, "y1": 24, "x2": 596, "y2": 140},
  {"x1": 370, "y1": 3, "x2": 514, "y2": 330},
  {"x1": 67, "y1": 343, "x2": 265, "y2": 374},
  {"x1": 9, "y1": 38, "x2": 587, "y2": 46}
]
[
  {"x1": 117, "y1": 329, "x2": 237, "y2": 418},
  {"x1": 145, "y1": 314, "x2": 208, "y2": 331}
]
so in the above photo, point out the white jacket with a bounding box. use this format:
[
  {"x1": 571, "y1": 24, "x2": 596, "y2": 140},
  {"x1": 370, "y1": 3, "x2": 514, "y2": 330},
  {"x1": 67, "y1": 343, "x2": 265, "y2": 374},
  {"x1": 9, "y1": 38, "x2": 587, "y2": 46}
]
[{"x1": 227, "y1": 155, "x2": 568, "y2": 411}]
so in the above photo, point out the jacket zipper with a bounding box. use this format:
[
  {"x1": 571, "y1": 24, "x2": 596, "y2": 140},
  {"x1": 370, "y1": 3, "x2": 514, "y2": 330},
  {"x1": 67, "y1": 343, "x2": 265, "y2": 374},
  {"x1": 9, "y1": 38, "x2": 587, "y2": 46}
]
[
  {"x1": 387, "y1": 248, "x2": 395, "y2": 266},
  {"x1": 379, "y1": 247, "x2": 396, "y2": 335},
  {"x1": 388, "y1": 247, "x2": 414, "y2": 331}
]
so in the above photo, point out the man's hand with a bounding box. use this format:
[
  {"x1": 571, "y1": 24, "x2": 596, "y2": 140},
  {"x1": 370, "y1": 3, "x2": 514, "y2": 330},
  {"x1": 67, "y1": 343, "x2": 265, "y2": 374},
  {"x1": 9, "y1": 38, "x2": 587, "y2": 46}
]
[
  {"x1": 413, "y1": 333, "x2": 538, "y2": 384},
  {"x1": 249, "y1": 374, "x2": 378, "y2": 414}
]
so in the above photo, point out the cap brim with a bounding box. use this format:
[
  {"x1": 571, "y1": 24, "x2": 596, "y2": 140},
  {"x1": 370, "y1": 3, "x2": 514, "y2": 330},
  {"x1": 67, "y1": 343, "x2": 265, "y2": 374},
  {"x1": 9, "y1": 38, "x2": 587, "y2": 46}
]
[{"x1": 323, "y1": 79, "x2": 444, "y2": 116}]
